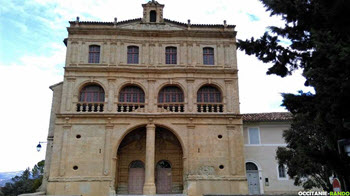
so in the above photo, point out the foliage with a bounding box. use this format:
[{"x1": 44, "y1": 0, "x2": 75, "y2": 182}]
[
  {"x1": 237, "y1": 0, "x2": 350, "y2": 191},
  {"x1": 0, "y1": 160, "x2": 44, "y2": 196}
]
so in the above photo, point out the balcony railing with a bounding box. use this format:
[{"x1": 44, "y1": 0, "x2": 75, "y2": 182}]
[
  {"x1": 197, "y1": 103, "x2": 224, "y2": 113},
  {"x1": 117, "y1": 102, "x2": 146, "y2": 113},
  {"x1": 76, "y1": 102, "x2": 105, "y2": 112},
  {"x1": 157, "y1": 103, "x2": 185, "y2": 113}
]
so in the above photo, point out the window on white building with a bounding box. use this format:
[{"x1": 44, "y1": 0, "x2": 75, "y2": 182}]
[
  {"x1": 248, "y1": 128, "x2": 260, "y2": 144},
  {"x1": 278, "y1": 164, "x2": 288, "y2": 179}
]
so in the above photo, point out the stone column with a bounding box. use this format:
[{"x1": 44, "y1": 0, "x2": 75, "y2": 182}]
[
  {"x1": 186, "y1": 78, "x2": 195, "y2": 112},
  {"x1": 59, "y1": 119, "x2": 71, "y2": 176},
  {"x1": 218, "y1": 43, "x2": 224, "y2": 66},
  {"x1": 147, "y1": 79, "x2": 156, "y2": 112},
  {"x1": 103, "y1": 120, "x2": 113, "y2": 175},
  {"x1": 226, "y1": 125, "x2": 236, "y2": 175},
  {"x1": 116, "y1": 42, "x2": 121, "y2": 65},
  {"x1": 65, "y1": 77, "x2": 76, "y2": 112},
  {"x1": 107, "y1": 78, "x2": 115, "y2": 112},
  {"x1": 143, "y1": 123, "x2": 156, "y2": 194},
  {"x1": 225, "y1": 79, "x2": 233, "y2": 113},
  {"x1": 110, "y1": 42, "x2": 117, "y2": 66},
  {"x1": 187, "y1": 42, "x2": 192, "y2": 66},
  {"x1": 79, "y1": 41, "x2": 85, "y2": 64}
]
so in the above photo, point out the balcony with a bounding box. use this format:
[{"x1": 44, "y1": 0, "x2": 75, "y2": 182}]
[
  {"x1": 117, "y1": 102, "x2": 146, "y2": 113},
  {"x1": 157, "y1": 103, "x2": 185, "y2": 113},
  {"x1": 76, "y1": 102, "x2": 105, "y2": 112},
  {"x1": 197, "y1": 103, "x2": 224, "y2": 113}
]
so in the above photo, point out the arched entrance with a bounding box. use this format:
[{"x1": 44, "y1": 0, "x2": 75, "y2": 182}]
[
  {"x1": 116, "y1": 125, "x2": 183, "y2": 194},
  {"x1": 246, "y1": 162, "x2": 261, "y2": 194}
]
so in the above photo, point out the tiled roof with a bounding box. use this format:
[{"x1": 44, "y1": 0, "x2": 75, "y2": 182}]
[{"x1": 242, "y1": 112, "x2": 292, "y2": 122}]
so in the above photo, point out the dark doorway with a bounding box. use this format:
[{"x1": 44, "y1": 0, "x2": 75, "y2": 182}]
[
  {"x1": 128, "y1": 160, "x2": 145, "y2": 194},
  {"x1": 150, "y1": 10, "x2": 157, "y2": 22},
  {"x1": 156, "y1": 160, "x2": 172, "y2": 193}
]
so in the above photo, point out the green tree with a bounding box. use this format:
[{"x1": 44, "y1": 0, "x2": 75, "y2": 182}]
[
  {"x1": 1, "y1": 160, "x2": 45, "y2": 196},
  {"x1": 237, "y1": 0, "x2": 350, "y2": 191}
]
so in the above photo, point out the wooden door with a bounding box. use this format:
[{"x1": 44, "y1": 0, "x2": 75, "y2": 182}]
[
  {"x1": 156, "y1": 168, "x2": 172, "y2": 193},
  {"x1": 128, "y1": 167, "x2": 145, "y2": 194},
  {"x1": 156, "y1": 160, "x2": 172, "y2": 193}
]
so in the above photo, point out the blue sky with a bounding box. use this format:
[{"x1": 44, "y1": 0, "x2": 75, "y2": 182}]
[{"x1": 0, "y1": 0, "x2": 313, "y2": 172}]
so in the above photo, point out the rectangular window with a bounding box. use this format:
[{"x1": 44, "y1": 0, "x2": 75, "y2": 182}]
[
  {"x1": 278, "y1": 164, "x2": 288, "y2": 179},
  {"x1": 127, "y1": 46, "x2": 139, "y2": 64},
  {"x1": 165, "y1": 47, "x2": 177, "y2": 64},
  {"x1": 248, "y1": 128, "x2": 260, "y2": 144},
  {"x1": 88, "y1": 45, "x2": 100, "y2": 63},
  {"x1": 203, "y1": 47, "x2": 214, "y2": 65}
]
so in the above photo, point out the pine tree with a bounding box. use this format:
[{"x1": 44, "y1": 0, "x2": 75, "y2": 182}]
[{"x1": 237, "y1": 0, "x2": 350, "y2": 191}]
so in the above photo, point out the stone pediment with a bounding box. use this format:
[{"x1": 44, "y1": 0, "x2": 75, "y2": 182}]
[{"x1": 118, "y1": 21, "x2": 186, "y2": 31}]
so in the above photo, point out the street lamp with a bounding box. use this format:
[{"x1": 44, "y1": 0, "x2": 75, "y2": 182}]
[
  {"x1": 36, "y1": 141, "x2": 47, "y2": 152},
  {"x1": 338, "y1": 139, "x2": 350, "y2": 157}
]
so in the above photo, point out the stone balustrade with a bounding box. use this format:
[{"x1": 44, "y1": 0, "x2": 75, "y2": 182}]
[
  {"x1": 117, "y1": 102, "x2": 146, "y2": 113},
  {"x1": 76, "y1": 102, "x2": 105, "y2": 112},
  {"x1": 197, "y1": 103, "x2": 224, "y2": 113},
  {"x1": 157, "y1": 103, "x2": 185, "y2": 113}
]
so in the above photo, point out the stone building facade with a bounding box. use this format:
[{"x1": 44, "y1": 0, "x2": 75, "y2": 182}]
[{"x1": 43, "y1": 1, "x2": 248, "y2": 195}]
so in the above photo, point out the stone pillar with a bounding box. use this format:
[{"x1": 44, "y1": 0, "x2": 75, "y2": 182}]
[
  {"x1": 226, "y1": 125, "x2": 236, "y2": 175},
  {"x1": 120, "y1": 43, "x2": 125, "y2": 64},
  {"x1": 225, "y1": 79, "x2": 233, "y2": 113},
  {"x1": 192, "y1": 42, "x2": 197, "y2": 66},
  {"x1": 59, "y1": 119, "x2": 71, "y2": 176},
  {"x1": 116, "y1": 42, "x2": 121, "y2": 65},
  {"x1": 70, "y1": 41, "x2": 78, "y2": 64},
  {"x1": 147, "y1": 79, "x2": 156, "y2": 112},
  {"x1": 187, "y1": 42, "x2": 192, "y2": 66},
  {"x1": 218, "y1": 43, "x2": 224, "y2": 66},
  {"x1": 107, "y1": 78, "x2": 115, "y2": 112},
  {"x1": 143, "y1": 123, "x2": 156, "y2": 194},
  {"x1": 65, "y1": 77, "x2": 76, "y2": 112},
  {"x1": 187, "y1": 78, "x2": 195, "y2": 112},
  {"x1": 110, "y1": 42, "x2": 117, "y2": 66},
  {"x1": 103, "y1": 120, "x2": 113, "y2": 175},
  {"x1": 79, "y1": 41, "x2": 85, "y2": 64}
]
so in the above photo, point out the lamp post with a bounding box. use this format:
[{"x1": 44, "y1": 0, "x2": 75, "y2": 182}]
[{"x1": 36, "y1": 141, "x2": 47, "y2": 152}]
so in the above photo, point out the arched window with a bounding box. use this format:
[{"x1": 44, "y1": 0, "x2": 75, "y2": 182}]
[
  {"x1": 119, "y1": 86, "x2": 145, "y2": 103},
  {"x1": 79, "y1": 85, "x2": 105, "y2": 102},
  {"x1": 197, "y1": 85, "x2": 221, "y2": 103},
  {"x1": 127, "y1": 46, "x2": 139, "y2": 64},
  {"x1": 246, "y1": 162, "x2": 258, "y2": 171},
  {"x1": 157, "y1": 160, "x2": 171, "y2": 169},
  {"x1": 77, "y1": 84, "x2": 105, "y2": 112},
  {"x1": 165, "y1": 47, "x2": 177, "y2": 64},
  {"x1": 158, "y1": 86, "x2": 184, "y2": 103},
  {"x1": 203, "y1": 47, "x2": 214, "y2": 65},
  {"x1": 89, "y1": 45, "x2": 100, "y2": 63},
  {"x1": 150, "y1": 10, "x2": 157, "y2": 22}
]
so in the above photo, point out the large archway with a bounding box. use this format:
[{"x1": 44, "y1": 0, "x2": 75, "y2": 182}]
[{"x1": 115, "y1": 125, "x2": 183, "y2": 194}]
